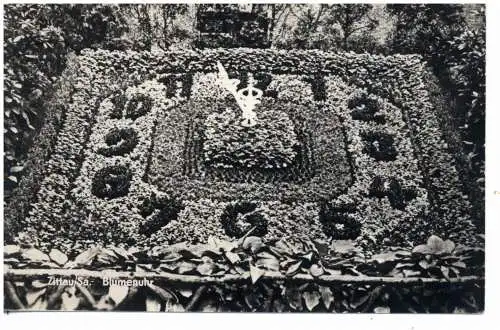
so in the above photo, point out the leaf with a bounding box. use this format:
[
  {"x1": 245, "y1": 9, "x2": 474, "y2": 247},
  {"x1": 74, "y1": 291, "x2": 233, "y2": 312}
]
[
  {"x1": 4, "y1": 245, "x2": 21, "y2": 256},
  {"x1": 176, "y1": 260, "x2": 197, "y2": 274},
  {"x1": 26, "y1": 288, "x2": 46, "y2": 306},
  {"x1": 441, "y1": 266, "x2": 450, "y2": 280},
  {"x1": 146, "y1": 295, "x2": 162, "y2": 312},
  {"x1": 318, "y1": 285, "x2": 334, "y2": 309},
  {"x1": 402, "y1": 269, "x2": 421, "y2": 277},
  {"x1": 395, "y1": 262, "x2": 415, "y2": 269},
  {"x1": 418, "y1": 259, "x2": 430, "y2": 269},
  {"x1": 8, "y1": 176, "x2": 17, "y2": 183},
  {"x1": 147, "y1": 283, "x2": 177, "y2": 303},
  {"x1": 242, "y1": 236, "x2": 264, "y2": 253},
  {"x1": 199, "y1": 299, "x2": 218, "y2": 312},
  {"x1": 303, "y1": 291, "x2": 321, "y2": 311},
  {"x1": 196, "y1": 261, "x2": 215, "y2": 275},
  {"x1": 31, "y1": 280, "x2": 48, "y2": 289},
  {"x1": 95, "y1": 248, "x2": 120, "y2": 266},
  {"x1": 452, "y1": 261, "x2": 467, "y2": 269},
  {"x1": 425, "y1": 235, "x2": 452, "y2": 255},
  {"x1": 178, "y1": 289, "x2": 193, "y2": 298},
  {"x1": 330, "y1": 240, "x2": 358, "y2": 254},
  {"x1": 324, "y1": 268, "x2": 342, "y2": 275},
  {"x1": 61, "y1": 291, "x2": 80, "y2": 311},
  {"x1": 49, "y1": 249, "x2": 68, "y2": 266},
  {"x1": 374, "y1": 306, "x2": 391, "y2": 313},
  {"x1": 286, "y1": 289, "x2": 303, "y2": 311},
  {"x1": 442, "y1": 240, "x2": 456, "y2": 254},
  {"x1": 250, "y1": 264, "x2": 265, "y2": 284},
  {"x1": 95, "y1": 295, "x2": 114, "y2": 311},
  {"x1": 10, "y1": 165, "x2": 24, "y2": 173},
  {"x1": 301, "y1": 251, "x2": 314, "y2": 262},
  {"x1": 22, "y1": 248, "x2": 50, "y2": 262},
  {"x1": 350, "y1": 292, "x2": 370, "y2": 310},
  {"x1": 28, "y1": 296, "x2": 48, "y2": 310},
  {"x1": 312, "y1": 239, "x2": 330, "y2": 256},
  {"x1": 412, "y1": 244, "x2": 432, "y2": 255},
  {"x1": 165, "y1": 300, "x2": 185, "y2": 312},
  {"x1": 108, "y1": 285, "x2": 129, "y2": 306},
  {"x1": 255, "y1": 255, "x2": 280, "y2": 272},
  {"x1": 371, "y1": 251, "x2": 398, "y2": 264},
  {"x1": 286, "y1": 260, "x2": 302, "y2": 276},
  {"x1": 74, "y1": 247, "x2": 100, "y2": 266}
]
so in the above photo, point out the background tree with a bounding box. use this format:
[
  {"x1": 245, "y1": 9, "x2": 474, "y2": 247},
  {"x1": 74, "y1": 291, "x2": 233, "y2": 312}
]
[
  {"x1": 324, "y1": 4, "x2": 378, "y2": 51},
  {"x1": 269, "y1": 4, "x2": 384, "y2": 52}
]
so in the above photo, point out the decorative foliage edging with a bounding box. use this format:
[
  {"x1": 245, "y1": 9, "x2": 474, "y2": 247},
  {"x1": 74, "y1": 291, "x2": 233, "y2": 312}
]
[{"x1": 4, "y1": 235, "x2": 484, "y2": 312}]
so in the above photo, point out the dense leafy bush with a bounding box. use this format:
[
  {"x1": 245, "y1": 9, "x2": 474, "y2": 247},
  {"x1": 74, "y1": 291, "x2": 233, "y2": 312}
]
[
  {"x1": 348, "y1": 90, "x2": 386, "y2": 124},
  {"x1": 319, "y1": 204, "x2": 361, "y2": 240},
  {"x1": 196, "y1": 4, "x2": 270, "y2": 48},
  {"x1": 139, "y1": 194, "x2": 184, "y2": 236},
  {"x1": 149, "y1": 93, "x2": 350, "y2": 202},
  {"x1": 342, "y1": 52, "x2": 478, "y2": 245}
]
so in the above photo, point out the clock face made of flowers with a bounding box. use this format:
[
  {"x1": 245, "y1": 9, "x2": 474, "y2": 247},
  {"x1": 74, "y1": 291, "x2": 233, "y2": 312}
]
[
  {"x1": 67, "y1": 66, "x2": 363, "y2": 247},
  {"x1": 20, "y1": 53, "x2": 438, "y2": 252}
]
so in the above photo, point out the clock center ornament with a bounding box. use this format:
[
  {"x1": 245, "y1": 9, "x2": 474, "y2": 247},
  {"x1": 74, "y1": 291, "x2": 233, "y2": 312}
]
[{"x1": 216, "y1": 61, "x2": 263, "y2": 127}]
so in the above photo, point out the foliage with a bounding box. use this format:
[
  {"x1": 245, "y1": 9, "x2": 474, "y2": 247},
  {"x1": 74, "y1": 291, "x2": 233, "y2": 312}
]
[
  {"x1": 4, "y1": 4, "x2": 128, "y2": 195},
  {"x1": 440, "y1": 26, "x2": 485, "y2": 195},
  {"x1": 4, "y1": 235, "x2": 484, "y2": 312},
  {"x1": 271, "y1": 4, "x2": 385, "y2": 52},
  {"x1": 203, "y1": 108, "x2": 299, "y2": 170},
  {"x1": 119, "y1": 4, "x2": 192, "y2": 51},
  {"x1": 196, "y1": 4, "x2": 270, "y2": 48},
  {"x1": 343, "y1": 52, "x2": 479, "y2": 246},
  {"x1": 387, "y1": 4, "x2": 485, "y2": 221},
  {"x1": 220, "y1": 202, "x2": 269, "y2": 238},
  {"x1": 97, "y1": 127, "x2": 138, "y2": 157},
  {"x1": 91, "y1": 165, "x2": 132, "y2": 199}
]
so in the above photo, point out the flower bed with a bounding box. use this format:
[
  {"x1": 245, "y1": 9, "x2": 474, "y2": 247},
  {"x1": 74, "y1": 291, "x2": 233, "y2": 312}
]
[{"x1": 5, "y1": 48, "x2": 479, "y2": 256}]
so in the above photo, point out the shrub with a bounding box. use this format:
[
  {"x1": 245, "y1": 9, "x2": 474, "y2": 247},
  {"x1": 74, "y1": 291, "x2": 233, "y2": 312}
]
[
  {"x1": 388, "y1": 4, "x2": 485, "y2": 225},
  {"x1": 139, "y1": 194, "x2": 184, "y2": 236},
  {"x1": 348, "y1": 90, "x2": 386, "y2": 124},
  {"x1": 125, "y1": 93, "x2": 153, "y2": 120}
]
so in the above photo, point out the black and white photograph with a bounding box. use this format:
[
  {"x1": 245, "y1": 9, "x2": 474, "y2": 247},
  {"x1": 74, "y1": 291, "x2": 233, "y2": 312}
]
[{"x1": 2, "y1": 1, "x2": 490, "y2": 318}]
